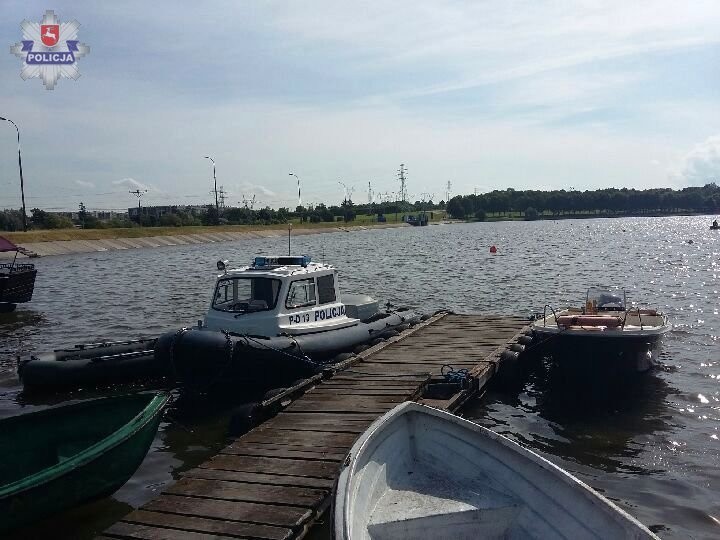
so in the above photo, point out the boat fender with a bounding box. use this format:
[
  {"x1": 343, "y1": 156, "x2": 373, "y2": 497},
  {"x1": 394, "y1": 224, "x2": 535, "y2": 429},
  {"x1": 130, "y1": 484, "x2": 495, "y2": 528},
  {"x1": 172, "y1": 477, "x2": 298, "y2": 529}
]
[
  {"x1": 228, "y1": 402, "x2": 261, "y2": 436},
  {"x1": 333, "y1": 352, "x2": 354, "y2": 363},
  {"x1": 518, "y1": 335, "x2": 533, "y2": 345},
  {"x1": 500, "y1": 350, "x2": 520, "y2": 364},
  {"x1": 262, "y1": 387, "x2": 288, "y2": 401},
  {"x1": 509, "y1": 343, "x2": 526, "y2": 353}
]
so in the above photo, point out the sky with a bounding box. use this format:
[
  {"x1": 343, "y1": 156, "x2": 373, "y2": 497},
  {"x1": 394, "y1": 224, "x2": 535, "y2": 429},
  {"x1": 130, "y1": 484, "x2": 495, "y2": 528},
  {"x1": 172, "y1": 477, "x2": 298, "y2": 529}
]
[{"x1": 0, "y1": 1, "x2": 718, "y2": 212}]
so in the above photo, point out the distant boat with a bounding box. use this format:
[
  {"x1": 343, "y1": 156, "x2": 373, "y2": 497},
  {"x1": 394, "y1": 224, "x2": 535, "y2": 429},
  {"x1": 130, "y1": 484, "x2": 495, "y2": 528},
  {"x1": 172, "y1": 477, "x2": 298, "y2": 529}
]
[
  {"x1": 0, "y1": 235, "x2": 36, "y2": 312},
  {"x1": 531, "y1": 288, "x2": 671, "y2": 374},
  {"x1": 0, "y1": 392, "x2": 170, "y2": 532},
  {"x1": 711, "y1": 221, "x2": 719, "y2": 230},
  {"x1": 335, "y1": 402, "x2": 658, "y2": 539}
]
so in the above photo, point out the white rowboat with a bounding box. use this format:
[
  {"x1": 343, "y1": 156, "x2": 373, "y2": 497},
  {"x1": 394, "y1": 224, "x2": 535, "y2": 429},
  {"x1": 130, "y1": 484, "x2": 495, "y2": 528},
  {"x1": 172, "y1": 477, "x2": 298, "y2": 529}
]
[{"x1": 335, "y1": 402, "x2": 658, "y2": 539}]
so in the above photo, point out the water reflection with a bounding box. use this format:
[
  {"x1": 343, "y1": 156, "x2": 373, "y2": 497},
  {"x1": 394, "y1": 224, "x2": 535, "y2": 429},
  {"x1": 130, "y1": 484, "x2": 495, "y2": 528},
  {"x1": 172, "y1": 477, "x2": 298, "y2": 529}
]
[{"x1": 470, "y1": 356, "x2": 676, "y2": 473}]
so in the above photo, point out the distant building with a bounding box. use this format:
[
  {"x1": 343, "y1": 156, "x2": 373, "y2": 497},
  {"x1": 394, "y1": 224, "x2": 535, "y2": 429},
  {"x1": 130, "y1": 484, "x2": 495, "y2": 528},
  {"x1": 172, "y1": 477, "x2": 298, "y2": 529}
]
[
  {"x1": 127, "y1": 205, "x2": 207, "y2": 221},
  {"x1": 51, "y1": 210, "x2": 128, "y2": 221}
]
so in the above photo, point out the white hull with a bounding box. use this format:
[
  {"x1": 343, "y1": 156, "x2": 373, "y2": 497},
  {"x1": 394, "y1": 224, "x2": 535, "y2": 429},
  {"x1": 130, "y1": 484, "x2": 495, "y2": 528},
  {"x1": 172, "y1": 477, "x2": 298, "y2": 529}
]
[
  {"x1": 531, "y1": 308, "x2": 671, "y2": 372},
  {"x1": 335, "y1": 402, "x2": 658, "y2": 540}
]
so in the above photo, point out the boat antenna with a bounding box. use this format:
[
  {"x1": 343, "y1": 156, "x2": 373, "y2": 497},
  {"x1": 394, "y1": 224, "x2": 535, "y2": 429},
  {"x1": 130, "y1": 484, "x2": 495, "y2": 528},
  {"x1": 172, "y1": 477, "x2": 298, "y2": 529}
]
[{"x1": 288, "y1": 222, "x2": 292, "y2": 255}]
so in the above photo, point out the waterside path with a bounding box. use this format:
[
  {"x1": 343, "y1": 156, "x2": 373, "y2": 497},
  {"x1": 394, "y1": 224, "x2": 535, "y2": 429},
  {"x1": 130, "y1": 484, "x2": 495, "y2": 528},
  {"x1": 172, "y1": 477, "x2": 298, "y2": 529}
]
[{"x1": 98, "y1": 312, "x2": 531, "y2": 540}]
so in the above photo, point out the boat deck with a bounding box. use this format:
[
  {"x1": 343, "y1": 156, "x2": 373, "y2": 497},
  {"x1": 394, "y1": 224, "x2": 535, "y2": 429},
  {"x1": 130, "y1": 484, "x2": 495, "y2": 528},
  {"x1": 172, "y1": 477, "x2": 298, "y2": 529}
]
[{"x1": 98, "y1": 313, "x2": 530, "y2": 540}]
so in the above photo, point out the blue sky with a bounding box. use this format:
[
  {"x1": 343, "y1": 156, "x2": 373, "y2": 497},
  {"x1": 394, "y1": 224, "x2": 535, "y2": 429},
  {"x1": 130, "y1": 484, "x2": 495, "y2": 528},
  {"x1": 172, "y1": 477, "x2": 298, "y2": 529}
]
[{"x1": 0, "y1": 1, "x2": 718, "y2": 211}]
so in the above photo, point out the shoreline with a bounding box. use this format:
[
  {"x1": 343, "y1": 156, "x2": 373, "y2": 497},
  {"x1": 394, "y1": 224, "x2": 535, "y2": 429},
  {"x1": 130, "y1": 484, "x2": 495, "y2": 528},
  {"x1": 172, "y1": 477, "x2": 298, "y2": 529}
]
[{"x1": 0, "y1": 222, "x2": 410, "y2": 258}]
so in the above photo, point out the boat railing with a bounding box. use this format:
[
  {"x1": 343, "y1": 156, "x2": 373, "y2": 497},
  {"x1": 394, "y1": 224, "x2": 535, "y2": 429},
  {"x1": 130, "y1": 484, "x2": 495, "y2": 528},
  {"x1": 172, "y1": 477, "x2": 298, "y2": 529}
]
[
  {"x1": 0, "y1": 262, "x2": 35, "y2": 274},
  {"x1": 621, "y1": 307, "x2": 643, "y2": 330},
  {"x1": 542, "y1": 305, "x2": 561, "y2": 328}
]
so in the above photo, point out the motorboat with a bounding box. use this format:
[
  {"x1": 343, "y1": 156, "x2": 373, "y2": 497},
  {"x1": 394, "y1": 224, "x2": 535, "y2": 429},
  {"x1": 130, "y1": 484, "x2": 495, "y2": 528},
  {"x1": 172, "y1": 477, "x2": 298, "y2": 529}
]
[
  {"x1": 711, "y1": 220, "x2": 719, "y2": 230},
  {"x1": 531, "y1": 288, "x2": 671, "y2": 373},
  {"x1": 0, "y1": 235, "x2": 37, "y2": 313},
  {"x1": 0, "y1": 392, "x2": 169, "y2": 532},
  {"x1": 18, "y1": 255, "x2": 416, "y2": 391},
  {"x1": 335, "y1": 401, "x2": 658, "y2": 539},
  {"x1": 154, "y1": 255, "x2": 420, "y2": 389},
  {"x1": 20, "y1": 255, "x2": 419, "y2": 391}
]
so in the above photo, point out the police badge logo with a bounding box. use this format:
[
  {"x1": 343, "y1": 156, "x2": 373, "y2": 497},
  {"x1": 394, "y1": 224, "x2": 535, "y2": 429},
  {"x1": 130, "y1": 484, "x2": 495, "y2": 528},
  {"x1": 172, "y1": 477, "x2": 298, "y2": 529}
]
[
  {"x1": 10, "y1": 10, "x2": 90, "y2": 90},
  {"x1": 40, "y1": 24, "x2": 60, "y2": 47}
]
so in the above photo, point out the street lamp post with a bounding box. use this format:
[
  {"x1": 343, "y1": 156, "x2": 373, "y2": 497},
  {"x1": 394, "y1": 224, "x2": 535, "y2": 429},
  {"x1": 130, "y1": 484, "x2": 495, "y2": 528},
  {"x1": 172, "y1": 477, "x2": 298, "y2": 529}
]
[
  {"x1": 204, "y1": 156, "x2": 219, "y2": 225},
  {"x1": 289, "y1": 173, "x2": 301, "y2": 207},
  {"x1": 0, "y1": 116, "x2": 28, "y2": 231}
]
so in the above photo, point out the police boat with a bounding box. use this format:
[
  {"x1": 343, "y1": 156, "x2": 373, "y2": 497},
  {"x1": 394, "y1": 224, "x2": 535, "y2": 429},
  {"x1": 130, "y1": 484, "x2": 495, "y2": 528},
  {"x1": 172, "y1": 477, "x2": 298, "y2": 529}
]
[{"x1": 154, "y1": 255, "x2": 420, "y2": 389}]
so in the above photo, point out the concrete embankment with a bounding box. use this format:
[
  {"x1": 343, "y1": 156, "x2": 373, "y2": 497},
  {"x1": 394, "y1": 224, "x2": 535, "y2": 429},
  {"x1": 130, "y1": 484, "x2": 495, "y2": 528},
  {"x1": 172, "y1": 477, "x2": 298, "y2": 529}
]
[{"x1": 2, "y1": 223, "x2": 409, "y2": 258}]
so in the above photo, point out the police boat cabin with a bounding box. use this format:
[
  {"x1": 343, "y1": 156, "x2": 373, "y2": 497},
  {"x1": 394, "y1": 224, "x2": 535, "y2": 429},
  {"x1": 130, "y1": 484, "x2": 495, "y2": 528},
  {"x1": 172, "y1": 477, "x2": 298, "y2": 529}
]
[{"x1": 205, "y1": 256, "x2": 355, "y2": 337}]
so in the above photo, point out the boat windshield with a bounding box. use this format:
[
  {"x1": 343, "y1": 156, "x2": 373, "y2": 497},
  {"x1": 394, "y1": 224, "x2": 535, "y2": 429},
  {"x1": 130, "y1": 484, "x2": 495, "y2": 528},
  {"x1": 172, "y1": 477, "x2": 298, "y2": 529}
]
[
  {"x1": 586, "y1": 288, "x2": 626, "y2": 311},
  {"x1": 212, "y1": 276, "x2": 281, "y2": 313}
]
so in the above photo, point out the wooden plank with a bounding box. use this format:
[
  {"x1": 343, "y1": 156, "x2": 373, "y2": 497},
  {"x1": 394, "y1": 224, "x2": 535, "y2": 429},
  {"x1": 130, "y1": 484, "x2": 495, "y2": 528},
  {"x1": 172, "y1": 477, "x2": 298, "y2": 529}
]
[
  {"x1": 272, "y1": 412, "x2": 380, "y2": 422},
  {"x1": 221, "y1": 443, "x2": 346, "y2": 462},
  {"x1": 182, "y1": 467, "x2": 334, "y2": 490},
  {"x1": 306, "y1": 387, "x2": 416, "y2": 396},
  {"x1": 201, "y1": 454, "x2": 340, "y2": 479},
  {"x1": 291, "y1": 394, "x2": 405, "y2": 405},
  {"x1": 144, "y1": 495, "x2": 311, "y2": 528},
  {"x1": 282, "y1": 402, "x2": 392, "y2": 414},
  {"x1": 255, "y1": 418, "x2": 372, "y2": 434},
  {"x1": 122, "y1": 510, "x2": 292, "y2": 540},
  {"x1": 165, "y1": 477, "x2": 327, "y2": 507},
  {"x1": 318, "y1": 382, "x2": 421, "y2": 389},
  {"x1": 105, "y1": 521, "x2": 235, "y2": 540},
  {"x1": 238, "y1": 429, "x2": 358, "y2": 448}
]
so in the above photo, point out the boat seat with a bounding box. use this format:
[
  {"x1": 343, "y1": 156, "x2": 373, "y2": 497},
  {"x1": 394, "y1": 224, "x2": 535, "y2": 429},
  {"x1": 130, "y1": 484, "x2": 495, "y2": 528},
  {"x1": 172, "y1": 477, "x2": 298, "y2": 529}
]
[
  {"x1": 248, "y1": 299, "x2": 268, "y2": 310},
  {"x1": 367, "y1": 505, "x2": 520, "y2": 540}
]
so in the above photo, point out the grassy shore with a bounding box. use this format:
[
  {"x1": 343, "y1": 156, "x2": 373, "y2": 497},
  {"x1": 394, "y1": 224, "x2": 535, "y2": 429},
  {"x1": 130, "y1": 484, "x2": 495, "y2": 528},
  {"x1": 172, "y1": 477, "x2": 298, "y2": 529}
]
[{"x1": 1, "y1": 213, "x2": 434, "y2": 243}]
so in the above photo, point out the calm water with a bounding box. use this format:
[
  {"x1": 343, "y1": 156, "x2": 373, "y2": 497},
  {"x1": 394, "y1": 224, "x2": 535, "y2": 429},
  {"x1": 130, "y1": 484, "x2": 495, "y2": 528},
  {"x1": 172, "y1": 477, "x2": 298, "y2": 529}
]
[{"x1": 0, "y1": 216, "x2": 718, "y2": 538}]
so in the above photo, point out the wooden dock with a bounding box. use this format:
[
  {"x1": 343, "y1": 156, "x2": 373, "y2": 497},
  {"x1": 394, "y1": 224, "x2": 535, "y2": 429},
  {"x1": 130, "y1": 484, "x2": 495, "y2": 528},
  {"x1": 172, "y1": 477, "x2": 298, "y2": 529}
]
[{"x1": 99, "y1": 313, "x2": 530, "y2": 540}]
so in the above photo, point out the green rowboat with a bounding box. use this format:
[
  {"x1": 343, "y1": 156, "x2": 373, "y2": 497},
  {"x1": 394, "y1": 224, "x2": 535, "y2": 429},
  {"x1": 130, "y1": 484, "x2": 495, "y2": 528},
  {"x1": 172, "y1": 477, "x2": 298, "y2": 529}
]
[{"x1": 0, "y1": 392, "x2": 170, "y2": 532}]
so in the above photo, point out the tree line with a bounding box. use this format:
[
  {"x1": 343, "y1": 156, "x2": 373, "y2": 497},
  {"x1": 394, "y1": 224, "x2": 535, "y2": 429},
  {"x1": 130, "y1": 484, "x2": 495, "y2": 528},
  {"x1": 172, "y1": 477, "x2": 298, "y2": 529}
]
[
  {"x1": 445, "y1": 184, "x2": 720, "y2": 221},
  {"x1": 2, "y1": 183, "x2": 719, "y2": 231}
]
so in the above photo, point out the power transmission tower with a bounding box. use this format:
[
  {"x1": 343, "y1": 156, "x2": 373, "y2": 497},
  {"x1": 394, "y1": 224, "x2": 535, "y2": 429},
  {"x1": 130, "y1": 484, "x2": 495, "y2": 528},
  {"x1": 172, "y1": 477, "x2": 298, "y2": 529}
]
[
  {"x1": 239, "y1": 194, "x2": 257, "y2": 209},
  {"x1": 212, "y1": 186, "x2": 227, "y2": 208},
  {"x1": 338, "y1": 181, "x2": 354, "y2": 204},
  {"x1": 397, "y1": 164, "x2": 408, "y2": 202},
  {"x1": 129, "y1": 189, "x2": 148, "y2": 222}
]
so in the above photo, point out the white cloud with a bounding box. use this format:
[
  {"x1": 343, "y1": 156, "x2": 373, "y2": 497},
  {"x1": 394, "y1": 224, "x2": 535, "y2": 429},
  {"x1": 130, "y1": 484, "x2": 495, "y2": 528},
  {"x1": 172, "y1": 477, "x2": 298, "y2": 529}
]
[
  {"x1": 681, "y1": 136, "x2": 720, "y2": 186},
  {"x1": 74, "y1": 179, "x2": 95, "y2": 188},
  {"x1": 112, "y1": 177, "x2": 153, "y2": 191}
]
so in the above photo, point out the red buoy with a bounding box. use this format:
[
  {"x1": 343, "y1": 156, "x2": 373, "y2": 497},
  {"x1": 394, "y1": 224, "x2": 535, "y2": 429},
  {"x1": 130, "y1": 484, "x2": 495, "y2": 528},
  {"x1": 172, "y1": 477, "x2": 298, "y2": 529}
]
[{"x1": 490, "y1": 245, "x2": 497, "y2": 253}]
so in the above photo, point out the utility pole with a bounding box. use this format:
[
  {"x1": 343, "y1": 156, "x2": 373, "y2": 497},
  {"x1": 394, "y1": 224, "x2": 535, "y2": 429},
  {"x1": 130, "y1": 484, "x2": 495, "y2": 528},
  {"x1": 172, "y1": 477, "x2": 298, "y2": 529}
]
[
  {"x1": 446, "y1": 180, "x2": 452, "y2": 202},
  {"x1": 289, "y1": 173, "x2": 301, "y2": 207},
  {"x1": 129, "y1": 189, "x2": 148, "y2": 223},
  {"x1": 0, "y1": 116, "x2": 28, "y2": 231},
  {"x1": 204, "y1": 156, "x2": 219, "y2": 224},
  {"x1": 397, "y1": 164, "x2": 408, "y2": 203},
  {"x1": 368, "y1": 181, "x2": 373, "y2": 205}
]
